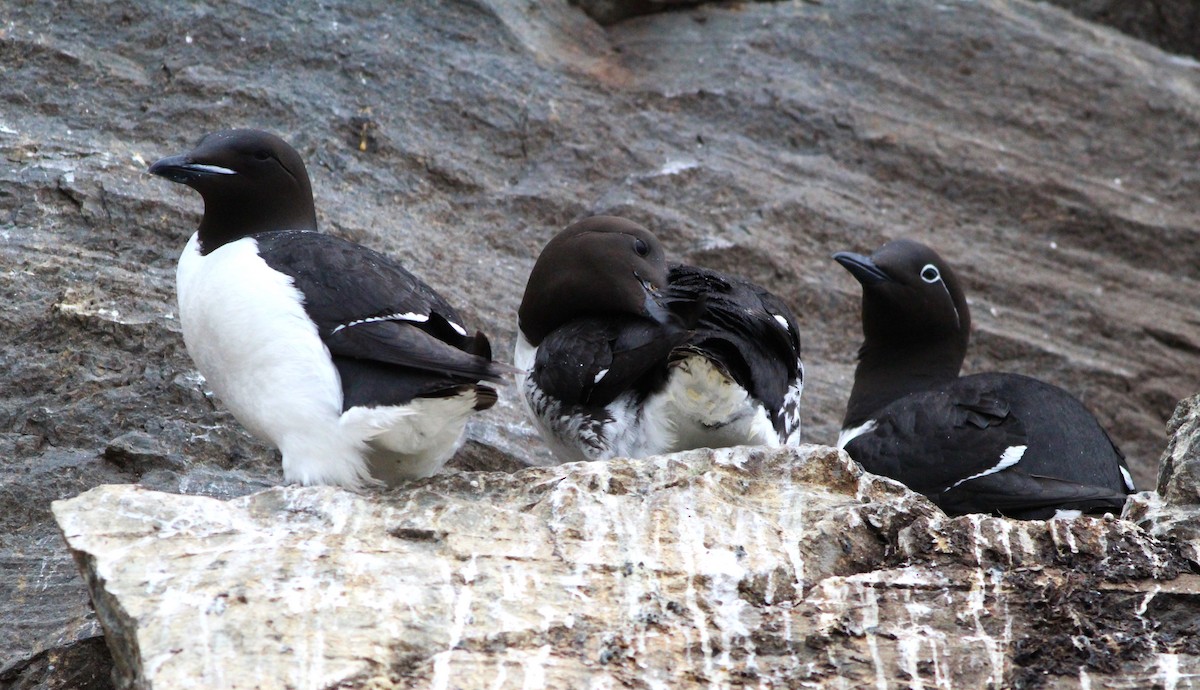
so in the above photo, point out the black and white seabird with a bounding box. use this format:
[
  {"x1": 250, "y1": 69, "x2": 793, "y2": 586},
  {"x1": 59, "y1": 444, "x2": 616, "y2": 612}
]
[
  {"x1": 149, "y1": 129, "x2": 505, "y2": 489},
  {"x1": 515, "y1": 216, "x2": 804, "y2": 462},
  {"x1": 834, "y1": 238, "x2": 1135, "y2": 519}
]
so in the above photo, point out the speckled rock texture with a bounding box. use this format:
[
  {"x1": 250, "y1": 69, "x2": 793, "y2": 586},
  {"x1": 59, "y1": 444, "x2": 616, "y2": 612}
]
[{"x1": 5, "y1": 0, "x2": 1200, "y2": 686}]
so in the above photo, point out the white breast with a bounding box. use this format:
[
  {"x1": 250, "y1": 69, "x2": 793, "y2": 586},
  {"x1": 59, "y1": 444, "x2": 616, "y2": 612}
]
[
  {"x1": 176, "y1": 233, "x2": 370, "y2": 487},
  {"x1": 513, "y1": 329, "x2": 537, "y2": 376},
  {"x1": 515, "y1": 330, "x2": 783, "y2": 462}
]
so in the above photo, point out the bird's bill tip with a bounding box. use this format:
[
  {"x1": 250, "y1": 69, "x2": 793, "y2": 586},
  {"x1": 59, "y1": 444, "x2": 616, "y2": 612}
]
[
  {"x1": 641, "y1": 288, "x2": 673, "y2": 325},
  {"x1": 833, "y1": 251, "x2": 891, "y2": 285}
]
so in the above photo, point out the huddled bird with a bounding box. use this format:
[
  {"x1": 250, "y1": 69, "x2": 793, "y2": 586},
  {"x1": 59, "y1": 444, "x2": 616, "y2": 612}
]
[{"x1": 514, "y1": 216, "x2": 804, "y2": 462}]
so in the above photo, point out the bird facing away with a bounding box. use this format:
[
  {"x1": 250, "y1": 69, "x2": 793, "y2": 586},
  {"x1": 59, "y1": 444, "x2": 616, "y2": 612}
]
[
  {"x1": 149, "y1": 129, "x2": 505, "y2": 489},
  {"x1": 515, "y1": 216, "x2": 804, "y2": 462},
  {"x1": 834, "y1": 238, "x2": 1135, "y2": 519}
]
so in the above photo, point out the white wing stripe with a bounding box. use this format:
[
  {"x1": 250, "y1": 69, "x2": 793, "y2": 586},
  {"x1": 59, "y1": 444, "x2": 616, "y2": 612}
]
[
  {"x1": 330, "y1": 311, "x2": 429, "y2": 335},
  {"x1": 948, "y1": 445, "x2": 1027, "y2": 490}
]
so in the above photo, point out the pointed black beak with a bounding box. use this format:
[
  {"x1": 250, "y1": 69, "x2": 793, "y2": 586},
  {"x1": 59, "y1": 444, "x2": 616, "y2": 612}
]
[
  {"x1": 833, "y1": 251, "x2": 892, "y2": 286},
  {"x1": 148, "y1": 154, "x2": 236, "y2": 184},
  {"x1": 635, "y1": 271, "x2": 672, "y2": 325}
]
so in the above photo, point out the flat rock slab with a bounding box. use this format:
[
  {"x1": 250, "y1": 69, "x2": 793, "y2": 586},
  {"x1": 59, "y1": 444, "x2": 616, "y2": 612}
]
[{"x1": 54, "y1": 446, "x2": 1200, "y2": 689}]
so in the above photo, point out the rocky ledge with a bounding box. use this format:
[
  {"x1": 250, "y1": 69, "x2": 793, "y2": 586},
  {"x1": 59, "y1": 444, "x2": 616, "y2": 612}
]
[{"x1": 52, "y1": 395, "x2": 1200, "y2": 689}]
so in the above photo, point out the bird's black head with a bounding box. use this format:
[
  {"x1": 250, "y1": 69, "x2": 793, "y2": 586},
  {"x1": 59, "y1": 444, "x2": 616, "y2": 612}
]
[
  {"x1": 834, "y1": 239, "x2": 971, "y2": 425},
  {"x1": 834, "y1": 238, "x2": 970, "y2": 352},
  {"x1": 518, "y1": 216, "x2": 671, "y2": 346},
  {"x1": 148, "y1": 129, "x2": 317, "y2": 254}
]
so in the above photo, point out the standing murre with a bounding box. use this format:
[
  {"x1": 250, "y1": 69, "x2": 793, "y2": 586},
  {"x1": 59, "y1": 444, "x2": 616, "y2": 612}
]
[
  {"x1": 149, "y1": 129, "x2": 506, "y2": 489},
  {"x1": 834, "y1": 238, "x2": 1135, "y2": 519},
  {"x1": 515, "y1": 216, "x2": 803, "y2": 463}
]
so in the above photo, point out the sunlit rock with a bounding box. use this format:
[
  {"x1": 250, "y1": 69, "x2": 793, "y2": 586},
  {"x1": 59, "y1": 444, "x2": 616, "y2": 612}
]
[{"x1": 54, "y1": 445, "x2": 1200, "y2": 689}]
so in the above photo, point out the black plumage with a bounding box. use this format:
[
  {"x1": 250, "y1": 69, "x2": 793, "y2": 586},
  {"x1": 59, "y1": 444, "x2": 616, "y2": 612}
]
[
  {"x1": 254, "y1": 230, "x2": 501, "y2": 410},
  {"x1": 529, "y1": 315, "x2": 688, "y2": 410},
  {"x1": 516, "y1": 216, "x2": 804, "y2": 462},
  {"x1": 835, "y1": 239, "x2": 1134, "y2": 519},
  {"x1": 665, "y1": 264, "x2": 803, "y2": 439}
]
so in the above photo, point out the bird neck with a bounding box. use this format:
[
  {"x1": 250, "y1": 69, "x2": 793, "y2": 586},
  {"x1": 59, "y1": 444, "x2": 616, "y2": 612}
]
[
  {"x1": 196, "y1": 194, "x2": 317, "y2": 254},
  {"x1": 843, "y1": 340, "x2": 965, "y2": 427}
]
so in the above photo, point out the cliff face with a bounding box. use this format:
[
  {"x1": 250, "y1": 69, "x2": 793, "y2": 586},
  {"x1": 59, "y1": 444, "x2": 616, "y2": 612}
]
[{"x1": 3, "y1": 0, "x2": 1200, "y2": 687}]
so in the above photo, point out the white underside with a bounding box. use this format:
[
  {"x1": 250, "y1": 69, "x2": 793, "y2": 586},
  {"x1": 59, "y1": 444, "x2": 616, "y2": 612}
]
[
  {"x1": 177, "y1": 233, "x2": 469, "y2": 489},
  {"x1": 351, "y1": 394, "x2": 477, "y2": 485},
  {"x1": 515, "y1": 331, "x2": 787, "y2": 463},
  {"x1": 645, "y1": 355, "x2": 781, "y2": 452},
  {"x1": 781, "y1": 359, "x2": 804, "y2": 446}
]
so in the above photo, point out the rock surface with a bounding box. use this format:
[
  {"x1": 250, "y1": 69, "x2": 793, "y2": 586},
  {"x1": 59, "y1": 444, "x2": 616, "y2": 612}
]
[
  {"x1": 53, "y1": 445, "x2": 1199, "y2": 689},
  {"x1": 1048, "y1": 0, "x2": 1200, "y2": 59},
  {"x1": 5, "y1": 0, "x2": 1200, "y2": 686},
  {"x1": 1127, "y1": 394, "x2": 1200, "y2": 567}
]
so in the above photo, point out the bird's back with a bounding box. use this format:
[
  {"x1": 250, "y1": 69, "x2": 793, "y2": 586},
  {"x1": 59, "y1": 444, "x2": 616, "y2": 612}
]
[{"x1": 962, "y1": 372, "x2": 1133, "y2": 495}]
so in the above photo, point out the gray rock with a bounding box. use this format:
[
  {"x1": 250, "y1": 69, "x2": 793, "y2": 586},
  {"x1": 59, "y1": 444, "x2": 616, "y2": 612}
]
[
  {"x1": 53, "y1": 446, "x2": 1199, "y2": 689},
  {"x1": 102, "y1": 431, "x2": 184, "y2": 476},
  {"x1": 567, "y1": 0, "x2": 717, "y2": 26},
  {"x1": 5, "y1": 0, "x2": 1200, "y2": 685},
  {"x1": 1047, "y1": 0, "x2": 1200, "y2": 59},
  {"x1": 1157, "y1": 394, "x2": 1200, "y2": 503},
  {"x1": 1126, "y1": 395, "x2": 1200, "y2": 565}
]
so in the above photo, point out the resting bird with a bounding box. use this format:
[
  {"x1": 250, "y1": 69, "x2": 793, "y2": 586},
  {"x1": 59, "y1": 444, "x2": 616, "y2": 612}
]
[
  {"x1": 149, "y1": 129, "x2": 504, "y2": 488},
  {"x1": 515, "y1": 216, "x2": 803, "y2": 462},
  {"x1": 834, "y1": 238, "x2": 1135, "y2": 518}
]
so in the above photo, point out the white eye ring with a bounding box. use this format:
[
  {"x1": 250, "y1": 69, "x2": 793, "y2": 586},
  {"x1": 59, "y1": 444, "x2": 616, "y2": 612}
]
[{"x1": 920, "y1": 264, "x2": 941, "y2": 283}]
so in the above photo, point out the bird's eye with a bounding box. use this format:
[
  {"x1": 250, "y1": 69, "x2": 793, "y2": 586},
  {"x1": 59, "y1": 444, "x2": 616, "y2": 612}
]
[
  {"x1": 633, "y1": 238, "x2": 650, "y2": 257},
  {"x1": 920, "y1": 264, "x2": 940, "y2": 283},
  {"x1": 253, "y1": 149, "x2": 271, "y2": 161}
]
